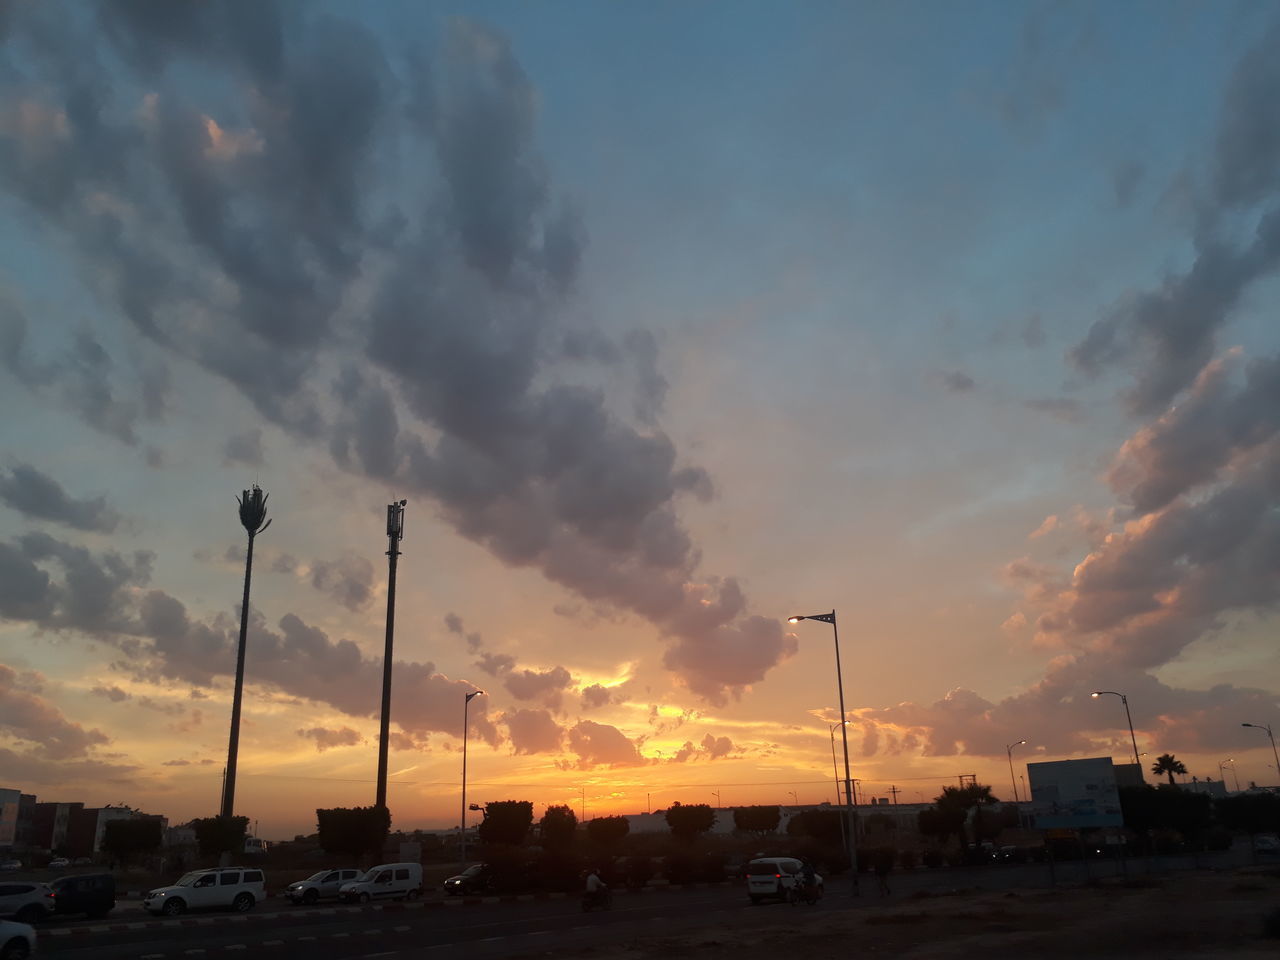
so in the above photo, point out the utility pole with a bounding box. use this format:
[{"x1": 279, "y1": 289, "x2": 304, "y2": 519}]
[
  {"x1": 888, "y1": 785, "x2": 900, "y2": 805},
  {"x1": 375, "y1": 500, "x2": 406, "y2": 811}
]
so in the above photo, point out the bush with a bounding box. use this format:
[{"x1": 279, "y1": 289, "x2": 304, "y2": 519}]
[
  {"x1": 922, "y1": 849, "x2": 944, "y2": 868},
  {"x1": 663, "y1": 852, "x2": 700, "y2": 884},
  {"x1": 622, "y1": 856, "x2": 654, "y2": 888},
  {"x1": 531, "y1": 851, "x2": 583, "y2": 893},
  {"x1": 191, "y1": 815, "x2": 250, "y2": 857},
  {"x1": 898, "y1": 849, "x2": 917, "y2": 871},
  {"x1": 482, "y1": 846, "x2": 531, "y2": 894}
]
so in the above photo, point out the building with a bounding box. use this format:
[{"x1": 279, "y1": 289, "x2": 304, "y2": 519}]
[
  {"x1": 0, "y1": 789, "x2": 20, "y2": 849},
  {"x1": 30, "y1": 802, "x2": 84, "y2": 852}
]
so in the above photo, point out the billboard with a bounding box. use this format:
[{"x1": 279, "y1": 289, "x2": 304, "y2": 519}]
[{"x1": 1027, "y1": 757, "x2": 1123, "y2": 829}]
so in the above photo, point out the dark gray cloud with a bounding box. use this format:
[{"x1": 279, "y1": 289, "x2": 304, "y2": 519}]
[
  {"x1": 309, "y1": 553, "x2": 375, "y2": 612},
  {"x1": 223, "y1": 430, "x2": 264, "y2": 467},
  {"x1": 1112, "y1": 161, "x2": 1144, "y2": 208},
  {"x1": 1024, "y1": 396, "x2": 1082, "y2": 423},
  {"x1": 564, "y1": 720, "x2": 647, "y2": 768},
  {"x1": 475, "y1": 651, "x2": 515, "y2": 676},
  {"x1": 1070, "y1": 25, "x2": 1280, "y2": 415},
  {"x1": 503, "y1": 665, "x2": 573, "y2": 709},
  {"x1": 580, "y1": 683, "x2": 611, "y2": 710},
  {"x1": 444, "y1": 612, "x2": 483, "y2": 652},
  {"x1": 501, "y1": 708, "x2": 564, "y2": 755},
  {"x1": 0, "y1": 3, "x2": 790, "y2": 706},
  {"x1": 0, "y1": 463, "x2": 121, "y2": 532},
  {"x1": 942, "y1": 370, "x2": 976, "y2": 393},
  {"x1": 670, "y1": 732, "x2": 735, "y2": 763},
  {"x1": 296, "y1": 725, "x2": 363, "y2": 752}
]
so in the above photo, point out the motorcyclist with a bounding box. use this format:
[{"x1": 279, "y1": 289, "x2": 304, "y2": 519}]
[
  {"x1": 583, "y1": 867, "x2": 609, "y2": 908},
  {"x1": 799, "y1": 858, "x2": 818, "y2": 902}
]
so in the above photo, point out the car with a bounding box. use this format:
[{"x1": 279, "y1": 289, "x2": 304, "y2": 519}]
[
  {"x1": 71, "y1": 858, "x2": 93, "y2": 867},
  {"x1": 283, "y1": 868, "x2": 362, "y2": 905},
  {"x1": 0, "y1": 918, "x2": 36, "y2": 960},
  {"x1": 744, "y1": 857, "x2": 822, "y2": 905},
  {"x1": 0, "y1": 864, "x2": 19, "y2": 874},
  {"x1": 46, "y1": 859, "x2": 69, "y2": 870},
  {"x1": 51, "y1": 873, "x2": 115, "y2": 918},
  {"x1": 442, "y1": 863, "x2": 491, "y2": 896},
  {"x1": 339, "y1": 863, "x2": 422, "y2": 903},
  {"x1": 143, "y1": 867, "x2": 266, "y2": 916},
  {"x1": 0, "y1": 882, "x2": 55, "y2": 924},
  {"x1": 1255, "y1": 834, "x2": 1280, "y2": 854}
]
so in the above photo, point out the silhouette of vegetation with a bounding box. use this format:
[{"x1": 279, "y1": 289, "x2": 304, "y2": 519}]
[
  {"x1": 586, "y1": 815, "x2": 630, "y2": 850},
  {"x1": 191, "y1": 815, "x2": 249, "y2": 857},
  {"x1": 1215, "y1": 793, "x2": 1280, "y2": 837},
  {"x1": 663, "y1": 801, "x2": 716, "y2": 841},
  {"x1": 732, "y1": 805, "x2": 781, "y2": 837},
  {"x1": 101, "y1": 817, "x2": 163, "y2": 865},
  {"x1": 786, "y1": 808, "x2": 844, "y2": 845},
  {"x1": 316, "y1": 806, "x2": 391, "y2": 859},
  {"x1": 930, "y1": 784, "x2": 999, "y2": 850},
  {"x1": 537, "y1": 804, "x2": 577, "y2": 852},
  {"x1": 1151, "y1": 753, "x2": 1188, "y2": 785},
  {"x1": 477, "y1": 800, "x2": 534, "y2": 847},
  {"x1": 1118, "y1": 785, "x2": 1211, "y2": 845}
]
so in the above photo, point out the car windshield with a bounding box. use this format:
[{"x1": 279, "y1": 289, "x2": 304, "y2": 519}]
[
  {"x1": 462, "y1": 865, "x2": 483, "y2": 877},
  {"x1": 747, "y1": 862, "x2": 783, "y2": 876},
  {"x1": 306, "y1": 871, "x2": 331, "y2": 882},
  {"x1": 174, "y1": 872, "x2": 206, "y2": 887}
]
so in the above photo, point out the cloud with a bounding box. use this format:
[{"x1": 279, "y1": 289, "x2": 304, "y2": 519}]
[
  {"x1": 1025, "y1": 397, "x2": 1081, "y2": 423},
  {"x1": 91, "y1": 684, "x2": 131, "y2": 702},
  {"x1": 565, "y1": 720, "x2": 647, "y2": 768},
  {"x1": 942, "y1": 371, "x2": 976, "y2": 393},
  {"x1": 0, "y1": 463, "x2": 121, "y2": 532},
  {"x1": 662, "y1": 613, "x2": 798, "y2": 706},
  {"x1": 444, "y1": 612, "x2": 482, "y2": 651},
  {"x1": 580, "y1": 683, "x2": 611, "y2": 710},
  {"x1": 503, "y1": 665, "x2": 573, "y2": 709},
  {"x1": 502, "y1": 708, "x2": 564, "y2": 755},
  {"x1": 475, "y1": 652, "x2": 515, "y2": 677},
  {"x1": 296, "y1": 726, "x2": 364, "y2": 752},
  {"x1": 1070, "y1": 26, "x2": 1280, "y2": 415},
  {"x1": 309, "y1": 553, "x2": 375, "y2": 611},
  {"x1": 0, "y1": 664, "x2": 110, "y2": 758},
  {"x1": 671, "y1": 733, "x2": 735, "y2": 763},
  {"x1": 0, "y1": 3, "x2": 796, "y2": 708},
  {"x1": 223, "y1": 429, "x2": 264, "y2": 466}
]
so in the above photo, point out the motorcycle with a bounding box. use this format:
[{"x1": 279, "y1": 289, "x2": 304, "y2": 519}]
[{"x1": 581, "y1": 886, "x2": 613, "y2": 912}]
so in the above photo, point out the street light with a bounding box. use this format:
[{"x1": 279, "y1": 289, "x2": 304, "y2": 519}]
[
  {"x1": 790, "y1": 611, "x2": 858, "y2": 893},
  {"x1": 1091, "y1": 691, "x2": 1141, "y2": 770},
  {"x1": 1219, "y1": 758, "x2": 1240, "y2": 793},
  {"x1": 1242, "y1": 723, "x2": 1280, "y2": 780},
  {"x1": 828, "y1": 722, "x2": 850, "y2": 853},
  {"x1": 1006, "y1": 740, "x2": 1028, "y2": 803},
  {"x1": 375, "y1": 500, "x2": 407, "y2": 811},
  {"x1": 459, "y1": 689, "x2": 484, "y2": 867}
]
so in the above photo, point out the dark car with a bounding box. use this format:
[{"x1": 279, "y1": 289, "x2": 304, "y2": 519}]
[
  {"x1": 51, "y1": 874, "x2": 115, "y2": 918},
  {"x1": 442, "y1": 864, "x2": 491, "y2": 896}
]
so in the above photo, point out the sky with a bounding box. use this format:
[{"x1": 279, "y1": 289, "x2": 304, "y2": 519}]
[{"x1": 1, "y1": 0, "x2": 1279, "y2": 841}]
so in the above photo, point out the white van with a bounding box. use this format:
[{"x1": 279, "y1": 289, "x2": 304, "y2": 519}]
[
  {"x1": 339, "y1": 863, "x2": 422, "y2": 903},
  {"x1": 745, "y1": 857, "x2": 822, "y2": 904}
]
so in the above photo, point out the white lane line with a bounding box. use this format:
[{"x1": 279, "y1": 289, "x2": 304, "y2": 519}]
[
  {"x1": 364, "y1": 928, "x2": 382, "y2": 935},
  {"x1": 184, "y1": 951, "x2": 206, "y2": 956},
  {"x1": 529, "y1": 930, "x2": 552, "y2": 935},
  {"x1": 262, "y1": 940, "x2": 284, "y2": 946},
  {"x1": 332, "y1": 932, "x2": 351, "y2": 938},
  {"x1": 141, "y1": 955, "x2": 165, "y2": 959},
  {"x1": 478, "y1": 937, "x2": 504, "y2": 942},
  {"x1": 393, "y1": 925, "x2": 410, "y2": 932},
  {"x1": 298, "y1": 936, "x2": 316, "y2": 941},
  {"x1": 364, "y1": 953, "x2": 398, "y2": 959},
  {"x1": 225, "y1": 947, "x2": 246, "y2": 952}
]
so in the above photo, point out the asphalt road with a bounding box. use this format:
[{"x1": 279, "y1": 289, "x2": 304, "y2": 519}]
[{"x1": 33, "y1": 846, "x2": 1258, "y2": 960}]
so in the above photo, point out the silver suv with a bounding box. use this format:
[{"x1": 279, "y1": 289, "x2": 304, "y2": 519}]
[{"x1": 284, "y1": 868, "x2": 361, "y2": 905}]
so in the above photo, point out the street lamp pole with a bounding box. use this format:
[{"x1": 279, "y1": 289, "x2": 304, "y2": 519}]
[
  {"x1": 1242, "y1": 723, "x2": 1280, "y2": 781},
  {"x1": 791, "y1": 611, "x2": 858, "y2": 894},
  {"x1": 460, "y1": 689, "x2": 484, "y2": 866},
  {"x1": 828, "y1": 722, "x2": 849, "y2": 854},
  {"x1": 1006, "y1": 740, "x2": 1027, "y2": 803},
  {"x1": 1091, "y1": 690, "x2": 1141, "y2": 771}
]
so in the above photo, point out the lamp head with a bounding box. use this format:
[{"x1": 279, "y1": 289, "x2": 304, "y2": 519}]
[
  {"x1": 1242, "y1": 723, "x2": 1254, "y2": 728},
  {"x1": 788, "y1": 617, "x2": 804, "y2": 623},
  {"x1": 1017, "y1": 739, "x2": 1027, "y2": 745},
  {"x1": 1091, "y1": 692, "x2": 1101, "y2": 698}
]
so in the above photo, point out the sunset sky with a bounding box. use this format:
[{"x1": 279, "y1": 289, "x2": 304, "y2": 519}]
[{"x1": 2, "y1": 1, "x2": 1279, "y2": 841}]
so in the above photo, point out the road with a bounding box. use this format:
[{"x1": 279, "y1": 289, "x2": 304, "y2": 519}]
[{"x1": 34, "y1": 846, "x2": 1255, "y2": 960}]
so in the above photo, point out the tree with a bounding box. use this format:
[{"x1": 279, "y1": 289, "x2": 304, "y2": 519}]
[
  {"x1": 1215, "y1": 793, "x2": 1280, "y2": 837},
  {"x1": 663, "y1": 802, "x2": 716, "y2": 842},
  {"x1": 733, "y1": 805, "x2": 781, "y2": 837},
  {"x1": 223, "y1": 484, "x2": 272, "y2": 822},
  {"x1": 477, "y1": 801, "x2": 534, "y2": 847},
  {"x1": 917, "y1": 805, "x2": 965, "y2": 848},
  {"x1": 786, "y1": 809, "x2": 844, "y2": 845},
  {"x1": 538, "y1": 804, "x2": 578, "y2": 852},
  {"x1": 586, "y1": 816, "x2": 630, "y2": 849},
  {"x1": 316, "y1": 806, "x2": 391, "y2": 859},
  {"x1": 933, "y1": 784, "x2": 999, "y2": 850},
  {"x1": 1151, "y1": 753, "x2": 1188, "y2": 786},
  {"x1": 191, "y1": 815, "x2": 249, "y2": 857},
  {"x1": 101, "y1": 818, "x2": 163, "y2": 865}
]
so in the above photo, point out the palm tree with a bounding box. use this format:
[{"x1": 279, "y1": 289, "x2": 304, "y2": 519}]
[
  {"x1": 935, "y1": 783, "x2": 999, "y2": 851},
  {"x1": 222, "y1": 485, "x2": 272, "y2": 822},
  {"x1": 1151, "y1": 753, "x2": 1187, "y2": 786}
]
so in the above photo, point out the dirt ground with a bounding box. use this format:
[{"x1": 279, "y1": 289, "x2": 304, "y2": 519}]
[{"x1": 522, "y1": 867, "x2": 1280, "y2": 960}]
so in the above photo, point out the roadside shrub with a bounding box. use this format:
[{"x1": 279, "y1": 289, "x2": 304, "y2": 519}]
[
  {"x1": 1263, "y1": 906, "x2": 1280, "y2": 939},
  {"x1": 623, "y1": 856, "x2": 654, "y2": 888},
  {"x1": 898, "y1": 849, "x2": 917, "y2": 871},
  {"x1": 482, "y1": 846, "x2": 530, "y2": 894},
  {"x1": 921, "y1": 849, "x2": 944, "y2": 868},
  {"x1": 531, "y1": 851, "x2": 583, "y2": 892},
  {"x1": 697, "y1": 851, "x2": 726, "y2": 882}
]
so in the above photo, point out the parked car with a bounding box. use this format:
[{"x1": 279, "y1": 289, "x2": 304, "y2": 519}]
[
  {"x1": 442, "y1": 864, "x2": 491, "y2": 896},
  {"x1": 0, "y1": 918, "x2": 36, "y2": 960},
  {"x1": 46, "y1": 858, "x2": 69, "y2": 870},
  {"x1": 0, "y1": 864, "x2": 20, "y2": 874},
  {"x1": 143, "y1": 867, "x2": 266, "y2": 916},
  {"x1": 1255, "y1": 834, "x2": 1280, "y2": 854},
  {"x1": 744, "y1": 857, "x2": 822, "y2": 905},
  {"x1": 71, "y1": 858, "x2": 93, "y2": 867},
  {"x1": 283, "y1": 868, "x2": 361, "y2": 905},
  {"x1": 0, "y1": 882, "x2": 55, "y2": 924},
  {"x1": 51, "y1": 873, "x2": 115, "y2": 918},
  {"x1": 339, "y1": 863, "x2": 422, "y2": 903}
]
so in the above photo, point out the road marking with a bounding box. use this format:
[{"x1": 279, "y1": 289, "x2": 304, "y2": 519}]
[
  {"x1": 184, "y1": 951, "x2": 205, "y2": 956},
  {"x1": 529, "y1": 931, "x2": 551, "y2": 936},
  {"x1": 298, "y1": 936, "x2": 316, "y2": 941},
  {"x1": 393, "y1": 925, "x2": 410, "y2": 932},
  {"x1": 364, "y1": 928, "x2": 382, "y2": 935},
  {"x1": 332, "y1": 932, "x2": 351, "y2": 938},
  {"x1": 262, "y1": 940, "x2": 283, "y2": 946},
  {"x1": 225, "y1": 946, "x2": 246, "y2": 952},
  {"x1": 141, "y1": 955, "x2": 165, "y2": 959},
  {"x1": 479, "y1": 937, "x2": 503, "y2": 942},
  {"x1": 364, "y1": 953, "x2": 398, "y2": 959}
]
